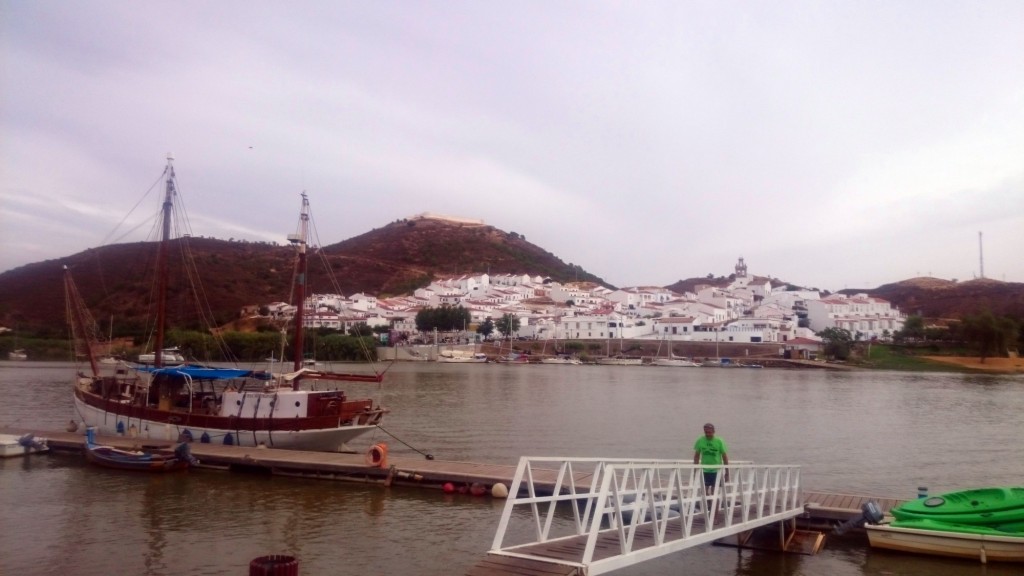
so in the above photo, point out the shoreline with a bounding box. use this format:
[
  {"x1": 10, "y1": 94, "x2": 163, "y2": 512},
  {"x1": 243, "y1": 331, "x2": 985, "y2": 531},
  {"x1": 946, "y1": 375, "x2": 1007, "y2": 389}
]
[{"x1": 921, "y1": 356, "x2": 1024, "y2": 374}]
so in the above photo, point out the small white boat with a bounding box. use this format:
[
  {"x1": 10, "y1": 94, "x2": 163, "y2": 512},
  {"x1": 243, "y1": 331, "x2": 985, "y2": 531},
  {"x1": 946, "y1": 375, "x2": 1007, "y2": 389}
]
[
  {"x1": 540, "y1": 354, "x2": 581, "y2": 365},
  {"x1": 7, "y1": 349, "x2": 27, "y2": 361},
  {"x1": 651, "y1": 357, "x2": 701, "y2": 367},
  {"x1": 597, "y1": 356, "x2": 643, "y2": 366},
  {"x1": 0, "y1": 433, "x2": 49, "y2": 457},
  {"x1": 866, "y1": 521, "x2": 1024, "y2": 563},
  {"x1": 137, "y1": 347, "x2": 185, "y2": 364},
  {"x1": 437, "y1": 352, "x2": 488, "y2": 363}
]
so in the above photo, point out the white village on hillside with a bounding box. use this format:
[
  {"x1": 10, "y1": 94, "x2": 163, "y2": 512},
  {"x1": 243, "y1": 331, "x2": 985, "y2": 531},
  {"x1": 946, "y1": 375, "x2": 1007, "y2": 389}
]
[{"x1": 253, "y1": 256, "x2": 906, "y2": 350}]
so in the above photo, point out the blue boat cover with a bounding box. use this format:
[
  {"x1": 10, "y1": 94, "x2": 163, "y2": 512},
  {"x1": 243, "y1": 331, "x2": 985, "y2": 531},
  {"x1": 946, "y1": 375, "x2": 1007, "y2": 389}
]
[{"x1": 137, "y1": 364, "x2": 254, "y2": 380}]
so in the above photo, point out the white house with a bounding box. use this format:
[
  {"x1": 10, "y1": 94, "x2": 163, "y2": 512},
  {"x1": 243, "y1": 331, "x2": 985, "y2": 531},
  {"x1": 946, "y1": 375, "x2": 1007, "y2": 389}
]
[{"x1": 806, "y1": 293, "x2": 905, "y2": 340}]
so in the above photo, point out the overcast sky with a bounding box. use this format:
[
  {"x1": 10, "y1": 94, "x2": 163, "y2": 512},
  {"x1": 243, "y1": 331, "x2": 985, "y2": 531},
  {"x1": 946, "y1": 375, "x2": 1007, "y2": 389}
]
[{"x1": 2, "y1": 1, "x2": 1022, "y2": 291}]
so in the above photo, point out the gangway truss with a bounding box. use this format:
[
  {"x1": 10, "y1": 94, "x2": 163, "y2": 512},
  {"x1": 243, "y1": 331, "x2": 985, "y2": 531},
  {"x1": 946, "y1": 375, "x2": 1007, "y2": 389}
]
[{"x1": 489, "y1": 458, "x2": 804, "y2": 575}]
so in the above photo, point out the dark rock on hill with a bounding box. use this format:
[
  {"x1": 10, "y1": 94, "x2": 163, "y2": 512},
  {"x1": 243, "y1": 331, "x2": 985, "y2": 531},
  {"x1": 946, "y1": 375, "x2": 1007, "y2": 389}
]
[{"x1": 0, "y1": 216, "x2": 607, "y2": 335}]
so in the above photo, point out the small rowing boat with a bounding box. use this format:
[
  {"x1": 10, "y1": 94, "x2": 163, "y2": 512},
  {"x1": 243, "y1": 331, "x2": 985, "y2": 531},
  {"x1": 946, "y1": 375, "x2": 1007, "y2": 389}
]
[{"x1": 864, "y1": 486, "x2": 1024, "y2": 563}]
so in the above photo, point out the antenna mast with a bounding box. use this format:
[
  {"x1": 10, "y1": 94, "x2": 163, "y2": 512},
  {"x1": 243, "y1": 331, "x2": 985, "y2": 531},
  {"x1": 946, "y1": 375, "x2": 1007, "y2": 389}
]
[{"x1": 978, "y1": 231, "x2": 984, "y2": 279}]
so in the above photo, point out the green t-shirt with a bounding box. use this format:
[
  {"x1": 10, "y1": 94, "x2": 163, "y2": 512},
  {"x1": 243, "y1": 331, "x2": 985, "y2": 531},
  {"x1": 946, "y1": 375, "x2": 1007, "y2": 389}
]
[{"x1": 693, "y1": 436, "x2": 727, "y2": 472}]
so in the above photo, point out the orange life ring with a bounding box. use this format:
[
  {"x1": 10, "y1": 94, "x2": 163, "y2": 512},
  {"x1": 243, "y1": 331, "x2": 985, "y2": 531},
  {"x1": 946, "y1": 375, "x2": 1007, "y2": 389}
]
[{"x1": 365, "y1": 442, "x2": 388, "y2": 469}]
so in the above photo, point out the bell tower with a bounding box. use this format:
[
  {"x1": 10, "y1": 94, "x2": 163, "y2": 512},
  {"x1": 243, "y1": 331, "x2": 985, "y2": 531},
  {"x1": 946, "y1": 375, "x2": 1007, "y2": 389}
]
[{"x1": 735, "y1": 256, "x2": 748, "y2": 279}]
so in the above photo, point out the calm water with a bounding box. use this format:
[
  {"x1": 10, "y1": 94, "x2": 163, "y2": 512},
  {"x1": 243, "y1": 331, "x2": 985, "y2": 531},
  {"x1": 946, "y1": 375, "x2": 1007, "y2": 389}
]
[{"x1": 1, "y1": 361, "x2": 1022, "y2": 576}]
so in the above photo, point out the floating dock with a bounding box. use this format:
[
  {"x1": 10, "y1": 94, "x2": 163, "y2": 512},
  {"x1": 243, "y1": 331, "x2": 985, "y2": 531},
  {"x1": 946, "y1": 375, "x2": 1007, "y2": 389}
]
[
  {"x1": 4, "y1": 426, "x2": 904, "y2": 575},
  {"x1": 0, "y1": 427, "x2": 902, "y2": 519}
]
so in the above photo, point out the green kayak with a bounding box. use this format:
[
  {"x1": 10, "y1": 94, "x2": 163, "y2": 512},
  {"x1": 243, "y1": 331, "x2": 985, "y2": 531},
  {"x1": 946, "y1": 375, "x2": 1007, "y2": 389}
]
[
  {"x1": 892, "y1": 487, "x2": 1024, "y2": 526},
  {"x1": 890, "y1": 518, "x2": 1024, "y2": 537}
]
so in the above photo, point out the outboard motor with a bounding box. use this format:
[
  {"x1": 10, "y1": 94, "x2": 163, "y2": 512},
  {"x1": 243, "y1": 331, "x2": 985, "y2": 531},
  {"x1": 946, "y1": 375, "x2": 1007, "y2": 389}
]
[
  {"x1": 174, "y1": 441, "x2": 200, "y2": 466},
  {"x1": 833, "y1": 500, "x2": 885, "y2": 535}
]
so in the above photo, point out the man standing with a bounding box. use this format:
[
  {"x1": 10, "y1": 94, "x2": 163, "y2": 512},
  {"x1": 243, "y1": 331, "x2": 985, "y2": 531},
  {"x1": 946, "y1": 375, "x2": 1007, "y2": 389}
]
[{"x1": 693, "y1": 423, "x2": 729, "y2": 494}]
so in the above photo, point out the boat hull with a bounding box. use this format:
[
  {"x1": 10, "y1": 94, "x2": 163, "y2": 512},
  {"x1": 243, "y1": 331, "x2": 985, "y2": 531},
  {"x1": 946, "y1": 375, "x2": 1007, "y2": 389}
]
[
  {"x1": 597, "y1": 358, "x2": 643, "y2": 366},
  {"x1": 85, "y1": 445, "x2": 191, "y2": 472},
  {"x1": 866, "y1": 522, "x2": 1024, "y2": 563},
  {"x1": 0, "y1": 433, "x2": 49, "y2": 458},
  {"x1": 651, "y1": 358, "x2": 701, "y2": 367},
  {"x1": 74, "y1": 394, "x2": 378, "y2": 452}
]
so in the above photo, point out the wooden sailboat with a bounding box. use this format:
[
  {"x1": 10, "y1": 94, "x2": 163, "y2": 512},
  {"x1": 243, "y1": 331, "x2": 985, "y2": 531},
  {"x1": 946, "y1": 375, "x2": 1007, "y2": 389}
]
[{"x1": 67, "y1": 157, "x2": 387, "y2": 452}]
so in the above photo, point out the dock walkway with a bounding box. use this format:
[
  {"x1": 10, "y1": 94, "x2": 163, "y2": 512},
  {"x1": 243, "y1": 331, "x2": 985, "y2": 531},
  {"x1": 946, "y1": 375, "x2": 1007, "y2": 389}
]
[{"x1": 5, "y1": 427, "x2": 903, "y2": 575}]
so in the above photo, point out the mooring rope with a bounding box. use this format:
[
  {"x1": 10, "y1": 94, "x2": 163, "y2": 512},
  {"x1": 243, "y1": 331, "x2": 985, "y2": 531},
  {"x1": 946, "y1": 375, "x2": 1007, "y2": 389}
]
[{"x1": 373, "y1": 424, "x2": 434, "y2": 460}]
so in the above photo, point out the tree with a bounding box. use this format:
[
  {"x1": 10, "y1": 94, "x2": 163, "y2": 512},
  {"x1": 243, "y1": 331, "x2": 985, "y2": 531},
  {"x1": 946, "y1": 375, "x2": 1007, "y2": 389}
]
[
  {"x1": 899, "y1": 315, "x2": 925, "y2": 341},
  {"x1": 495, "y1": 313, "x2": 520, "y2": 340},
  {"x1": 817, "y1": 327, "x2": 853, "y2": 360},
  {"x1": 415, "y1": 305, "x2": 472, "y2": 333},
  {"x1": 961, "y1": 311, "x2": 1018, "y2": 362},
  {"x1": 348, "y1": 323, "x2": 373, "y2": 337},
  {"x1": 476, "y1": 318, "x2": 495, "y2": 339}
]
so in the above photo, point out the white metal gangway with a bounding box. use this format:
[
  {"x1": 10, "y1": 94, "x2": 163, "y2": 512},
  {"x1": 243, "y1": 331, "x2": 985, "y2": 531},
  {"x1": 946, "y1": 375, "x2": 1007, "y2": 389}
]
[{"x1": 489, "y1": 458, "x2": 804, "y2": 575}]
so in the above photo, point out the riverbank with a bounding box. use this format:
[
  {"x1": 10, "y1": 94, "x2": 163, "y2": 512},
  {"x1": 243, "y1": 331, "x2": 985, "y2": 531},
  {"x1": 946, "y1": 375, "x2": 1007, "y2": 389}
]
[{"x1": 921, "y1": 356, "x2": 1024, "y2": 374}]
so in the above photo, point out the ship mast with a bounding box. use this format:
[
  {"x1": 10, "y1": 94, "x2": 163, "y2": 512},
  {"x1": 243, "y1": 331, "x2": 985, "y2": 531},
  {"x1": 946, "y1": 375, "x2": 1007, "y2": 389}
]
[
  {"x1": 64, "y1": 266, "x2": 100, "y2": 378},
  {"x1": 154, "y1": 153, "x2": 176, "y2": 368},
  {"x1": 289, "y1": 192, "x2": 310, "y2": 387}
]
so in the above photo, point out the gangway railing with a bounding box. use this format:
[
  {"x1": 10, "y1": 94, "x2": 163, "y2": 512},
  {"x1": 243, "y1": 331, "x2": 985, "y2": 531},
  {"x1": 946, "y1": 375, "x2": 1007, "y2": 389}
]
[{"x1": 489, "y1": 458, "x2": 803, "y2": 575}]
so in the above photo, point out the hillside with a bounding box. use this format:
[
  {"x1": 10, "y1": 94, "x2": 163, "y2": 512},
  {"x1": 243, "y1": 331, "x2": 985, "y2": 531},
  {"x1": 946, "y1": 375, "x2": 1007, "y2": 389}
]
[
  {"x1": 0, "y1": 216, "x2": 607, "y2": 335},
  {"x1": 3, "y1": 215, "x2": 1022, "y2": 337},
  {"x1": 859, "y1": 277, "x2": 1024, "y2": 320}
]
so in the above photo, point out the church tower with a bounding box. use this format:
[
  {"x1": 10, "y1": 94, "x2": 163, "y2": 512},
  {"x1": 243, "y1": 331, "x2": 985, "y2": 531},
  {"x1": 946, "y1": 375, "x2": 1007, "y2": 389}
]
[{"x1": 735, "y1": 256, "x2": 748, "y2": 278}]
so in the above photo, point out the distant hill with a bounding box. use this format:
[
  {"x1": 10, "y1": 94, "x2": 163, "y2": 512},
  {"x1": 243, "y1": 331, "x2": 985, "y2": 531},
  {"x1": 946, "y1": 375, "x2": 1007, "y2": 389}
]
[
  {"x1": 851, "y1": 277, "x2": 1024, "y2": 320},
  {"x1": 0, "y1": 215, "x2": 607, "y2": 335},
  {"x1": 2, "y1": 215, "x2": 1022, "y2": 337}
]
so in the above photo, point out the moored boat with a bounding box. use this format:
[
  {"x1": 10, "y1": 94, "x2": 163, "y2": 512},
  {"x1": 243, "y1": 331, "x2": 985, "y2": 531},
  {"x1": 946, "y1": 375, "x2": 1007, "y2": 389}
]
[
  {"x1": 597, "y1": 355, "x2": 643, "y2": 366},
  {"x1": 7, "y1": 349, "x2": 27, "y2": 361},
  {"x1": 866, "y1": 519, "x2": 1024, "y2": 563},
  {"x1": 437, "y1": 352, "x2": 488, "y2": 363},
  {"x1": 137, "y1": 346, "x2": 186, "y2": 364},
  {"x1": 0, "y1": 433, "x2": 49, "y2": 458},
  {"x1": 66, "y1": 159, "x2": 387, "y2": 453},
  {"x1": 651, "y1": 357, "x2": 701, "y2": 367},
  {"x1": 540, "y1": 354, "x2": 582, "y2": 365},
  {"x1": 864, "y1": 486, "x2": 1024, "y2": 563},
  {"x1": 84, "y1": 427, "x2": 196, "y2": 472}
]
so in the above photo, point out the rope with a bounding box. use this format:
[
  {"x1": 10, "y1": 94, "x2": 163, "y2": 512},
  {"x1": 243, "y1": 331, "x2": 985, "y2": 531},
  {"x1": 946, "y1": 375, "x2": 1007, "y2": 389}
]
[{"x1": 373, "y1": 424, "x2": 434, "y2": 460}]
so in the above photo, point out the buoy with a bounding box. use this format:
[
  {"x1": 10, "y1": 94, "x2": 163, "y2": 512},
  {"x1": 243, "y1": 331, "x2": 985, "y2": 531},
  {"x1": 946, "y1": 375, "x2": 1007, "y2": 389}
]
[
  {"x1": 491, "y1": 483, "x2": 509, "y2": 498},
  {"x1": 365, "y1": 443, "x2": 388, "y2": 469},
  {"x1": 249, "y1": 554, "x2": 299, "y2": 576},
  {"x1": 470, "y1": 483, "x2": 487, "y2": 496},
  {"x1": 443, "y1": 482, "x2": 455, "y2": 493}
]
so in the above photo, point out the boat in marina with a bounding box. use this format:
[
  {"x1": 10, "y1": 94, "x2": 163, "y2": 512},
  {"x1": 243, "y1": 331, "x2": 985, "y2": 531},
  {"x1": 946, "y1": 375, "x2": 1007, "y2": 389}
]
[
  {"x1": 437, "y1": 351, "x2": 489, "y2": 363},
  {"x1": 66, "y1": 158, "x2": 387, "y2": 452},
  {"x1": 651, "y1": 337, "x2": 700, "y2": 367},
  {"x1": 137, "y1": 346, "x2": 186, "y2": 364},
  {"x1": 84, "y1": 427, "x2": 196, "y2": 472},
  {"x1": 7, "y1": 349, "x2": 27, "y2": 361},
  {"x1": 865, "y1": 486, "x2": 1024, "y2": 563},
  {"x1": 597, "y1": 355, "x2": 643, "y2": 366},
  {"x1": 540, "y1": 354, "x2": 582, "y2": 365},
  {"x1": 0, "y1": 433, "x2": 48, "y2": 457}
]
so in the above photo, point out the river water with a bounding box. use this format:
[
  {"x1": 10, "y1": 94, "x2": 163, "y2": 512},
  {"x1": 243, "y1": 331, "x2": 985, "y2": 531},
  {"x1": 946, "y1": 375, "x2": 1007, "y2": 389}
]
[{"x1": 1, "y1": 361, "x2": 1021, "y2": 576}]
